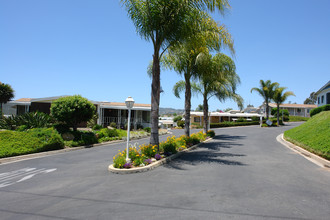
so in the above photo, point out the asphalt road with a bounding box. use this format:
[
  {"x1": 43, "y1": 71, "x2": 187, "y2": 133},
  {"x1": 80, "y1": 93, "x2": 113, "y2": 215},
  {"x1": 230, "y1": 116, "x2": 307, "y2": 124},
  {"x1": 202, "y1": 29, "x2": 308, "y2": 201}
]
[{"x1": 0, "y1": 123, "x2": 329, "y2": 220}]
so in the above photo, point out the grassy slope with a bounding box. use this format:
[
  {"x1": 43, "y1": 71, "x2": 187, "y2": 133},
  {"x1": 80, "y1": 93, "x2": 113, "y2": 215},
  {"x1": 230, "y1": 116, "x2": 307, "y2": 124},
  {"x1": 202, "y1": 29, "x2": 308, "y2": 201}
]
[{"x1": 284, "y1": 111, "x2": 330, "y2": 160}]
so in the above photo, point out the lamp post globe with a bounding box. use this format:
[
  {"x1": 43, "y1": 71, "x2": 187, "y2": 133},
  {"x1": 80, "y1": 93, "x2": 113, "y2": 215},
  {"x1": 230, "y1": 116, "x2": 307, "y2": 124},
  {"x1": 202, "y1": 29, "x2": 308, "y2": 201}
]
[{"x1": 125, "y1": 96, "x2": 134, "y2": 162}]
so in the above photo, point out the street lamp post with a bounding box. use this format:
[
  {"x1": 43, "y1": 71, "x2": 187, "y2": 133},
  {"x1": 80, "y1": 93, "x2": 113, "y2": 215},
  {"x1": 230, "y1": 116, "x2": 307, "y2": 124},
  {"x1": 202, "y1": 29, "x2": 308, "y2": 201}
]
[{"x1": 125, "y1": 96, "x2": 134, "y2": 162}]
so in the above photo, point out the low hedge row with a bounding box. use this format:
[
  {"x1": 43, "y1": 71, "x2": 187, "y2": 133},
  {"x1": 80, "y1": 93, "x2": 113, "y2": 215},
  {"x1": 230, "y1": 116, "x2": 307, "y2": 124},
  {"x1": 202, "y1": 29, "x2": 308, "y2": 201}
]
[
  {"x1": 310, "y1": 104, "x2": 330, "y2": 117},
  {"x1": 0, "y1": 128, "x2": 64, "y2": 158},
  {"x1": 210, "y1": 121, "x2": 259, "y2": 128}
]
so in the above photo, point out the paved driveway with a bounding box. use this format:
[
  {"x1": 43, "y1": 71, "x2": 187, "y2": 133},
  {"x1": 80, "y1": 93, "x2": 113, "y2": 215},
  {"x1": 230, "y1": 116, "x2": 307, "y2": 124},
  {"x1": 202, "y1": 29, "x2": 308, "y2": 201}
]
[{"x1": 0, "y1": 124, "x2": 329, "y2": 219}]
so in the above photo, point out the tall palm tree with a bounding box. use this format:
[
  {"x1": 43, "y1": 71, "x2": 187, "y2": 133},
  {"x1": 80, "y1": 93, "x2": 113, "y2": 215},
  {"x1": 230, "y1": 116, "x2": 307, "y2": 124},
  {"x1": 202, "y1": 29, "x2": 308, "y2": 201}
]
[
  {"x1": 250, "y1": 80, "x2": 279, "y2": 120},
  {"x1": 0, "y1": 82, "x2": 14, "y2": 117},
  {"x1": 174, "y1": 53, "x2": 242, "y2": 133},
  {"x1": 164, "y1": 13, "x2": 234, "y2": 137},
  {"x1": 122, "y1": 0, "x2": 231, "y2": 147},
  {"x1": 273, "y1": 87, "x2": 295, "y2": 126}
]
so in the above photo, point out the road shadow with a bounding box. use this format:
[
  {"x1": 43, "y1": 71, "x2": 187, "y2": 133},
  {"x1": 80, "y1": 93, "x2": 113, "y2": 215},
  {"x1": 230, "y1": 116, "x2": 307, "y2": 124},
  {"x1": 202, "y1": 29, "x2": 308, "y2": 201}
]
[{"x1": 164, "y1": 134, "x2": 247, "y2": 170}]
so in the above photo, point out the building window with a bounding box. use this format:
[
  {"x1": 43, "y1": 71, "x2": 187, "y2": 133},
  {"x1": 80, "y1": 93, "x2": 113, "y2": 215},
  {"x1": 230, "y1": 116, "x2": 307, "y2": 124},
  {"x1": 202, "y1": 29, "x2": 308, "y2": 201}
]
[
  {"x1": 321, "y1": 95, "x2": 324, "y2": 103},
  {"x1": 297, "y1": 108, "x2": 301, "y2": 113},
  {"x1": 194, "y1": 117, "x2": 200, "y2": 123},
  {"x1": 307, "y1": 109, "x2": 310, "y2": 113},
  {"x1": 318, "y1": 97, "x2": 320, "y2": 104}
]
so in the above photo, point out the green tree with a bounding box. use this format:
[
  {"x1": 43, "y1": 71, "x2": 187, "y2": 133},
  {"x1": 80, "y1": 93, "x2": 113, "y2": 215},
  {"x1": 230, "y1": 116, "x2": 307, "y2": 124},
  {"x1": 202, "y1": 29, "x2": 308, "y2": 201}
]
[
  {"x1": 196, "y1": 104, "x2": 204, "y2": 112},
  {"x1": 164, "y1": 12, "x2": 234, "y2": 137},
  {"x1": 273, "y1": 87, "x2": 295, "y2": 125},
  {"x1": 250, "y1": 80, "x2": 279, "y2": 120},
  {"x1": 122, "y1": 0, "x2": 231, "y2": 147},
  {"x1": 304, "y1": 92, "x2": 317, "y2": 104},
  {"x1": 0, "y1": 82, "x2": 15, "y2": 116},
  {"x1": 50, "y1": 95, "x2": 96, "y2": 131},
  {"x1": 173, "y1": 115, "x2": 183, "y2": 122},
  {"x1": 174, "y1": 53, "x2": 242, "y2": 133},
  {"x1": 196, "y1": 52, "x2": 242, "y2": 133}
]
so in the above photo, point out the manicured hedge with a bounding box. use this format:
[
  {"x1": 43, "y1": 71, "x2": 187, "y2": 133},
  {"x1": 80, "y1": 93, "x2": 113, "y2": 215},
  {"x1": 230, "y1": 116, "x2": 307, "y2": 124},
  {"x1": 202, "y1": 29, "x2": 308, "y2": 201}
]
[
  {"x1": 310, "y1": 104, "x2": 330, "y2": 117},
  {"x1": 210, "y1": 121, "x2": 259, "y2": 128},
  {"x1": 0, "y1": 128, "x2": 64, "y2": 158}
]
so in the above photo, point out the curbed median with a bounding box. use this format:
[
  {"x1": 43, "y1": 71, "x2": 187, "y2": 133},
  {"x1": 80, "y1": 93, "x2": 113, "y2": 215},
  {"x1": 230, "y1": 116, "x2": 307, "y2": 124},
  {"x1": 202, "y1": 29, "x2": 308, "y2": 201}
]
[{"x1": 108, "y1": 138, "x2": 212, "y2": 174}]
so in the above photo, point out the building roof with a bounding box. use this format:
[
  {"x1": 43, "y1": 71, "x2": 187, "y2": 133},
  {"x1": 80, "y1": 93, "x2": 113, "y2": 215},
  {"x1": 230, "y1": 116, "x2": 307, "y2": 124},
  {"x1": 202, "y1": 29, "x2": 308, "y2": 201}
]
[
  {"x1": 15, "y1": 98, "x2": 32, "y2": 102},
  {"x1": 11, "y1": 96, "x2": 151, "y2": 110},
  {"x1": 315, "y1": 80, "x2": 330, "y2": 95},
  {"x1": 101, "y1": 102, "x2": 151, "y2": 108},
  {"x1": 268, "y1": 103, "x2": 317, "y2": 108}
]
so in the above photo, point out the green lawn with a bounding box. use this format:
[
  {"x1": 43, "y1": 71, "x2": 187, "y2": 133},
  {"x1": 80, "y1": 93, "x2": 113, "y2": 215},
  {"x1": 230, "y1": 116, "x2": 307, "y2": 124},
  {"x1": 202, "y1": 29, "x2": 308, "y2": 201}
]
[
  {"x1": 284, "y1": 111, "x2": 330, "y2": 160},
  {"x1": 288, "y1": 115, "x2": 309, "y2": 122}
]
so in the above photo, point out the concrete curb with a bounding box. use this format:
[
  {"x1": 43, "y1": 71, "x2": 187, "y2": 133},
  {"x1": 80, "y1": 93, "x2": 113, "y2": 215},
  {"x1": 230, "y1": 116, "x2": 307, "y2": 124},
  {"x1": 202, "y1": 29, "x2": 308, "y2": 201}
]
[
  {"x1": 277, "y1": 134, "x2": 330, "y2": 169},
  {"x1": 108, "y1": 138, "x2": 213, "y2": 174}
]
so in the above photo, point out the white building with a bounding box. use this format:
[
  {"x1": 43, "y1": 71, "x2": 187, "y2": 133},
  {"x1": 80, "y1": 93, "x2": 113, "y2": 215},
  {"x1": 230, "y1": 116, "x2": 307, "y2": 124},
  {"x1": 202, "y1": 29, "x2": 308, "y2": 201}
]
[
  {"x1": 3, "y1": 96, "x2": 151, "y2": 129},
  {"x1": 315, "y1": 80, "x2": 330, "y2": 107}
]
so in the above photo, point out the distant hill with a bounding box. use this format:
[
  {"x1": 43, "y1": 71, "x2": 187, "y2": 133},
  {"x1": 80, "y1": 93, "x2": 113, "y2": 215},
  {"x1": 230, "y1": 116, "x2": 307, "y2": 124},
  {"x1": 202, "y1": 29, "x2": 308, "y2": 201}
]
[{"x1": 159, "y1": 107, "x2": 184, "y2": 115}]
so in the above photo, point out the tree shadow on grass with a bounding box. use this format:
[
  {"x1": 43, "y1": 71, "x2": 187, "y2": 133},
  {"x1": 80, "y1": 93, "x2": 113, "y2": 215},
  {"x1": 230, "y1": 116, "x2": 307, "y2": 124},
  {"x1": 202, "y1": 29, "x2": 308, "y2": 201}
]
[{"x1": 164, "y1": 134, "x2": 247, "y2": 170}]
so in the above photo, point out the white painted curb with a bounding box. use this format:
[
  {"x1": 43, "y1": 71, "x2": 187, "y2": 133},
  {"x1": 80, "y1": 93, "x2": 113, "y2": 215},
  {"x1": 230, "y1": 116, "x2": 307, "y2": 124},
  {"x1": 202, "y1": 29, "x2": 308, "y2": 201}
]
[{"x1": 277, "y1": 134, "x2": 330, "y2": 169}]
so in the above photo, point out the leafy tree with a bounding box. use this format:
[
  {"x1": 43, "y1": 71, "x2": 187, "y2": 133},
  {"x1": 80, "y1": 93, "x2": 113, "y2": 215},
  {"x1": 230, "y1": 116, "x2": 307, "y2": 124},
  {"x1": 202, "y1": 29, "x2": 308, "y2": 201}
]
[
  {"x1": 50, "y1": 95, "x2": 96, "y2": 131},
  {"x1": 196, "y1": 104, "x2": 204, "y2": 112},
  {"x1": 0, "y1": 82, "x2": 14, "y2": 116},
  {"x1": 121, "y1": 0, "x2": 231, "y2": 147},
  {"x1": 251, "y1": 80, "x2": 279, "y2": 120},
  {"x1": 273, "y1": 87, "x2": 295, "y2": 125},
  {"x1": 173, "y1": 115, "x2": 183, "y2": 122},
  {"x1": 304, "y1": 92, "x2": 317, "y2": 104}
]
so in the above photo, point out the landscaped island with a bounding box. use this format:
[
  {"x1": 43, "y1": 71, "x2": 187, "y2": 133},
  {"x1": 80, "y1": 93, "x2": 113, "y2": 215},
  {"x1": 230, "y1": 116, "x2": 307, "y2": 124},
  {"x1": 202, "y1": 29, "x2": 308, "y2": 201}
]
[{"x1": 112, "y1": 130, "x2": 215, "y2": 169}]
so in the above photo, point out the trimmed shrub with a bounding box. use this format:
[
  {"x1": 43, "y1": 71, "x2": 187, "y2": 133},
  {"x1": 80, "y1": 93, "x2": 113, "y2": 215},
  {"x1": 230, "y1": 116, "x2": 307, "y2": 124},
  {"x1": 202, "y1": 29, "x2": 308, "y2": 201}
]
[
  {"x1": 251, "y1": 116, "x2": 259, "y2": 122},
  {"x1": 207, "y1": 130, "x2": 215, "y2": 138},
  {"x1": 92, "y1": 124, "x2": 102, "y2": 130},
  {"x1": 0, "y1": 128, "x2": 64, "y2": 158},
  {"x1": 310, "y1": 104, "x2": 330, "y2": 117},
  {"x1": 53, "y1": 123, "x2": 71, "y2": 134},
  {"x1": 210, "y1": 121, "x2": 259, "y2": 128},
  {"x1": 143, "y1": 127, "x2": 151, "y2": 133},
  {"x1": 177, "y1": 120, "x2": 185, "y2": 128},
  {"x1": 173, "y1": 115, "x2": 182, "y2": 122},
  {"x1": 50, "y1": 95, "x2": 96, "y2": 131},
  {"x1": 110, "y1": 122, "x2": 117, "y2": 128},
  {"x1": 237, "y1": 117, "x2": 246, "y2": 122}
]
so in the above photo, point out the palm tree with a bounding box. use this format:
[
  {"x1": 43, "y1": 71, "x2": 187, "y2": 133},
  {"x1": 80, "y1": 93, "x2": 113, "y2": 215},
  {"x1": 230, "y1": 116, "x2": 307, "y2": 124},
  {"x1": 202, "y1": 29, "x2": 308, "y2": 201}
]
[
  {"x1": 0, "y1": 82, "x2": 14, "y2": 117},
  {"x1": 174, "y1": 53, "x2": 242, "y2": 133},
  {"x1": 164, "y1": 13, "x2": 234, "y2": 137},
  {"x1": 250, "y1": 80, "x2": 279, "y2": 120},
  {"x1": 273, "y1": 87, "x2": 295, "y2": 125},
  {"x1": 122, "y1": 0, "x2": 231, "y2": 147}
]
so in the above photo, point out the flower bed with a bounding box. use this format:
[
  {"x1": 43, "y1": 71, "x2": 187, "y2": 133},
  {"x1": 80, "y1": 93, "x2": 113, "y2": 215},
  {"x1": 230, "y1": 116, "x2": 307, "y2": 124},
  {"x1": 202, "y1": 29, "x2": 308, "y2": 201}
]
[{"x1": 112, "y1": 131, "x2": 208, "y2": 169}]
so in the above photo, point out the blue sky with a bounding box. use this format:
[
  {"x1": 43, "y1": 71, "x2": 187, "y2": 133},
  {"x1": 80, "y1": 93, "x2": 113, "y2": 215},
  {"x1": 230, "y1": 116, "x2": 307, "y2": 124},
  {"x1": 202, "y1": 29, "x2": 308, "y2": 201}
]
[{"x1": 1, "y1": 0, "x2": 329, "y2": 111}]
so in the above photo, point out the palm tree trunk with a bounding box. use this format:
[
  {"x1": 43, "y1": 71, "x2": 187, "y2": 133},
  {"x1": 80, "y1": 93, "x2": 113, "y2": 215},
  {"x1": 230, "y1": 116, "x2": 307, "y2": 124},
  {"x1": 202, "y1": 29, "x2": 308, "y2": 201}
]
[
  {"x1": 266, "y1": 100, "x2": 269, "y2": 120},
  {"x1": 184, "y1": 73, "x2": 191, "y2": 137},
  {"x1": 276, "y1": 103, "x2": 280, "y2": 126},
  {"x1": 203, "y1": 93, "x2": 208, "y2": 134},
  {"x1": 150, "y1": 46, "x2": 161, "y2": 149}
]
